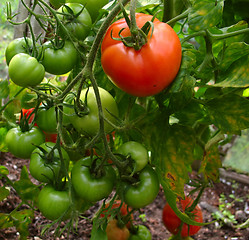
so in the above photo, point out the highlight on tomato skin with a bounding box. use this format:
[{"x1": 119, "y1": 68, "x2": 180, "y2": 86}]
[
  {"x1": 162, "y1": 196, "x2": 203, "y2": 237},
  {"x1": 101, "y1": 13, "x2": 182, "y2": 97}
]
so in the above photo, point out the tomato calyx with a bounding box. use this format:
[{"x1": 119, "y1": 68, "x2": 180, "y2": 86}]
[
  {"x1": 58, "y1": 4, "x2": 86, "y2": 24},
  {"x1": 19, "y1": 108, "x2": 36, "y2": 132},
  {"x1": 114, "y1": 2, "x2": 157, "y2": 50}
]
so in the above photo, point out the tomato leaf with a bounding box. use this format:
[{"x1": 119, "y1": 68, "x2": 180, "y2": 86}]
[
  {"x1": 13, "y1": 166, "x2": 40, "y2": 203},
  {"x1": 0, "y1": 79, "x2": 10, "y2": 99},
  {"x1": 0, "y1": 127, "x2": 9, "y2": 152},
  {"x1": 199, "y1": 144, "x2": 222, "y2": 182},
  {"x1": 149, "y1": 123, "x2": 195, "y2": 197},
  {"x1": 205, "y1": 94, "x2": 249, "y2": 133},
  {"x1": 215, "y1": 54, "x2": 249, "y2": 88},
  {"x1": 90, "y1": 219, "x2": 108, "y2": 240},
  {"x1": 0, "y1": 165, "x2": 9, "y2": 175},
  {"x1": 188, "y1": 0, "x2": 224, "y2": 31},
  {"x1": 0, "y1": 186, "x2": 9, "y2": 201}
]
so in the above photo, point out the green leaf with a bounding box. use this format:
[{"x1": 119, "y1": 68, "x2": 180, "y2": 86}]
[
  {"x1": 136, "y1": 0, "x2": 160, "y2": 12},
  {"x1": 0, "y1": 186, "x2": 9, "y2": 201},
  {"x1": 151, "y1": 124, "x2": 196, "y2": 197},
  {"x1": 0, "y1": 213, "x2": 13, "y2": 229},
  {"x1": 188, "y1": 0, "x2": 224, "y2": 31},
  {"x1": 199, "y1": 144, "x2": 222, "y2": 182},
  {"x1": 205, "y1": 94, "x2": 249, "y2": 133},
  {"x1": 219, "y1": 42, "x2": 249, "y2": 71},
  {"x1": 215, "y1": 54, "x2": 249, "y2": 88},
  {"x1": 90, "y1": 219, "x2": 108, "y2": 240},
  {"x1": 13, "y1": 166, "x2": 40, "y2": 203},
  {"x1": 0, "y1": 80, "x2": 10, "y2": 99},
  {"x1": 0, "y1": 127, "x2": 8, "y2": 152},
  {"x1": 12, "y1": 209, "x2": 34, "y2": 240},
  {"x1": 0, "y1": 165, "x2": 9, "y2": 175}
]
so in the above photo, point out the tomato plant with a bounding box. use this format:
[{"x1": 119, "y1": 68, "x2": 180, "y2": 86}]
[
  {"x1": 106, "y1": 219, "x2": 130, "y2": 240},
  {"x1": 2, "y1": 0, "x2": 249, "y2": 239},
  {"x1": 129, "y1": 225, "x2": 151, "y2": 240},
  {"x1": 69, "y1": 87, "x2": 119, "y2": 136},
  {"x1": 71, "y1": 157, "x2": 116, "y2": 202},
  {"x1": 162, "y1": 197, "x2": 203, "y2": 237},
  {"x1": 29, "y1": 142, "x2": 69, "y2": 183},
  {"x1": 5, "y1": 37, "x2": 33, "y2": 65},
  {"x1": 101, "y1": 13, "x2": 182, "y2": 97},
  {"x1": 41, "y1": 40, "x2": 78, "y2": 75},
  {"x1": 8, "y1": 53, "x2": 45, "y2": 88},
  {"x1": 5, "y1": 126, "x2": 45, "y2": 159},
  {"x1": 65, "y1": 0, "x2": 108, "y2": 21},
  {"x1": 123, "y1": 165, "x2": 159, "y2": 209},
  {"x1": 37, "y1": 184, "x2": 71, "y2": 221},
  {"x1": 57, "y1": 3, "x2": 92, "y2": 40},
  {"x1": 117, "y1": 141, "x2": 148, "y2": 172}
]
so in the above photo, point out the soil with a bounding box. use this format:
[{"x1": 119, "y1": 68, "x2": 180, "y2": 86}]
[{"x1": 0, "y1": 152, "x2": 249, "y2": 240}]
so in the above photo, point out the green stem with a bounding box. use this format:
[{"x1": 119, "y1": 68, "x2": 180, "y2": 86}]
[
  {"x1": 208, "y1": 28, "x2": 249, "y2": 41},
  {"x1": 166, "y1": 8, "x2": 190, "y2": 26}
]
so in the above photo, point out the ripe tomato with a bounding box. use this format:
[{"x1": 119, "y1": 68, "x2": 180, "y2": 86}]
[
  {"x1": 41, "y1": 40, "x2": 78, "y2": 75},
  {"x1": 29, "y1": 142, "x2": 69, "y2": 183},
  {"x1": 162, "y1": 196, "x2": 203, "y2": 237},
  {"x1": 106, "y1": 219, "x2": 130, "y2": 240},
  {"x1": 101, "y1": 13, "x2": 182, "y2": 97},
  {"x1": 5, "y1": 126, "x2": 45, "y2": 159},
  {"x1": 69, "y1": 87, "x2": 119, "y2": 136},
  {"x1": 117, "y1": 141, "x2": 148, "y2": 172},
  {"x1": 124, "y1": 165, "x2": 159, "y2": 209},
  {"x1": 57, "y1": 3, "x2": 92, "y2": 40},
  {"x1": 8, "y1": 53, "x2": 45, "y2": 88},
  {"x1": 38, "y1": 184, "x2": 71, "y2": 221},
  {"x1": 5, "y1": 37, "x2": 32, "y2": 65},
  {"x1": 71, "y1": 157, "x2": 116, "y2": 202},
  {"x1": 65, "y1": 0, "x2": 108, "y2": 21}
]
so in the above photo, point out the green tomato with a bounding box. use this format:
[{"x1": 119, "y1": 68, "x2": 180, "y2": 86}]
[
  {"x1": 8, "y1": 53, "x2": 45, "y2": 88},
  {"x1": 5, "y1": 37, "x2": 33, "y2": 65},
  {"x1": 5, "y1": 127, "x2": 45, "y2": 159},
  {"x1": 129, "y1": 225, "x2": 152, "y2": 240},
  {"x1": 117, "y1": 141, "x2": 149, "y2": 172},
  {"x1": 65, "y1": 0, "x2": 108, "y2": 21},
  {"x1": 124, "y1": 165, "x2": 159, "y2": 209},
  {"x1": 49, "y1": 0, "x2": 65, "y2": 9},
  {"x1": 71, "y1": 157, "x2": 116, "y2": 202},
  {"x1": 36, "y1": 106, "x2": 57, "y2": 133},
  {"x1": 38, "y1": 184, "x2": 71, "y2": 220},
  {"x1": 29, "y1": 142, "x2": 70, "y2": 183},
  {"x1": 69, "y1": 87, "x2": 119, "y2": 136},
  {"x1": 41, "y1": 40, "x2": 78, "y2": 75},
  {"x1": 57, "y1": 3, "x2": 92, "y2": 40}
]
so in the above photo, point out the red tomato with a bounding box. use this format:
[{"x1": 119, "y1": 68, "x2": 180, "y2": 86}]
[
  {"x1": 101, "y1": 13, "x2": 182, "y2": 97},
  {"x1": 162, "y1": 197, "x2": 203, "y2": 237}
]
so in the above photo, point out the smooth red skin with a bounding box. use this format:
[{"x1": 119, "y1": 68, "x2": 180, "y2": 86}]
[
  {"x1": 162, "y1": 197, "x2": 203, "y2": 237},
  {"x1": 101, "y1": 13, "x2": 182, "y2": 97}
]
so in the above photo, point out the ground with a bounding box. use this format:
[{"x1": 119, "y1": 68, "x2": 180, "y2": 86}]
[{"x1": 0, "y1": 152, "x2": 249, "y2": 240}]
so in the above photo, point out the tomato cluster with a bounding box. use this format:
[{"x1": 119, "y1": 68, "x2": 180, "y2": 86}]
[{"x1": 2, "y1": 0, "x2": 195, "y2": 239}]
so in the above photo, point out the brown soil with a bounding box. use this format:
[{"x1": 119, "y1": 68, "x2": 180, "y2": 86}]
[{"x1": 0, "y1": 152, "x2": 249, "y2": 240}]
